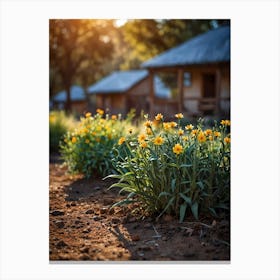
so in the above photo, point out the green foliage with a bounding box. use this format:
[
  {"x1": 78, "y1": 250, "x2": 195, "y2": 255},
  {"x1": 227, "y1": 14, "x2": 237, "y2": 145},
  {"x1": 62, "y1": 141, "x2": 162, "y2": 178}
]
[
  {"x1": 49, "y1": 111, "x2": 76, "y2": 153},
  {"x1": 60, "y1": 109, "x2": 137, "y2": 178},
  {"x1": 106, "y1": 115, "x2": 230, "y2": 221}
]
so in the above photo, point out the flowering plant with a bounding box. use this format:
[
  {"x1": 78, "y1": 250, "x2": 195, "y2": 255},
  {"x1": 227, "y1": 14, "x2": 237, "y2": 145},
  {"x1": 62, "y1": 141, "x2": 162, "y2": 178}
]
[
  {"x1": 106, "y1": 114, "x2": 230, "y2": 221},
  {"x1": 60, "y1": 109, "x2": 136, "y2": 178}
]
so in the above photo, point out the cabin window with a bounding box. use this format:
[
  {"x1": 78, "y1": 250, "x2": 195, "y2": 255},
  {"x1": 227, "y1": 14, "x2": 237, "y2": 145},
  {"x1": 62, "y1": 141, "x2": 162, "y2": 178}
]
[{"x1": 184, "y1": 72, "x2": 191, "y2": 87}]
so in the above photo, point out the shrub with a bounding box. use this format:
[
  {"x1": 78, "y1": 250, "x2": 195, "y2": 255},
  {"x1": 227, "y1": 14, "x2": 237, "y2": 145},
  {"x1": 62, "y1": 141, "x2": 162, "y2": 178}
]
[
  {"x1": 60, "y1": 109, "x2": 137, "y2": 178},
  {"x1": 49, "y1": 110, "x2": 76, "y2": 153},
  {"x1": 106, "y1": 114, "x2": 230, "y2": 222}
]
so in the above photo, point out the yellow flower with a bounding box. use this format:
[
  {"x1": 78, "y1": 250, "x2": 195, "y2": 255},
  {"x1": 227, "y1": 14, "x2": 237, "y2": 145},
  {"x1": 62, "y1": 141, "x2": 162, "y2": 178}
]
[
  {"x1": 144, "y1": 120, "x2": 152, "y2": 128},
  {"x1": 209, "y1": 135, "x2": 213, "y2": 141},
  {"x1": 155, "y1": 113, "x2": 163, "y2": 121},
  {"x1": 96, "y1": 108, "x2": 104, "y2": 115},
  {"x1": 128, "y1": 128, "x2": 133, "y2": 134},
  {"x1": 191, "y1": 129, "x2": 198, "y2": 136},
  {"x1": 197, "y1": 132, "x2": 206, "y2": 143},
  {"x1": 182, "y1": 136, "x2": 189, "y2": 141},
  {"x1": 138, "y1": 134, "x2": 146, "y2": 143},
  {"x1": 175, "y1": 113, "x2": 183, "y2": 119},
  {"x1": 85, "y1": 112, "x2": 92, "y2": 118},
  {"x1": 153, "y1": 136, "x2": 164, "y2": 145},
  {"x1": 146, "y1": 128, "x2": 152, "y2": 135},
  {"x1": 170, "y1": 121, "x2": 177, "y2": 128},
  {"x1": 140, "y1": 142, "x2": 148, "y2": 148},
  {"x1": 111, "y1": 115, "x2": 117, "y2": 120},
  {"x1": 118, "y1": 137, "x2": 126, "y2": 145},
  {"x1": 214, "y1": 131, "x2": 221, "y2": 137},
  {"x1": 178, "y1": 129, "x2": 184, "y2": 136},
  {"x1": 85, "y1": 139, "x2": 90, "y2": 144},
  {"x1": 221, "y1": 120, "x2": 231, "y2": 126},
  {"x1": 163, "y1": 122, "x2": 171, "y2": 130},
  {"x1": 71, "y1": 137, "x2": 77, "y2": 143},
  {"x1": 173, "y1": 143, "x2": 183, "y2": 155},
  {"x1": 205, "y1": 129, "x2": 212, "y2": 136},
  {"x1": 224, "y1": 137, "x2": 231, "y2": 144},
  {"x1": 185, "y1": 124, "x2": 194, "y2": 130}
]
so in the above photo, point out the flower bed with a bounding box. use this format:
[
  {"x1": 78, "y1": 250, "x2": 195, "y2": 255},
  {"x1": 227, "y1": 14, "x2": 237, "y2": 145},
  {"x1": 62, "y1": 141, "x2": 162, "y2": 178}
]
[{"x1": 107, "y1": 114, "x2": 230, "y2": 221}]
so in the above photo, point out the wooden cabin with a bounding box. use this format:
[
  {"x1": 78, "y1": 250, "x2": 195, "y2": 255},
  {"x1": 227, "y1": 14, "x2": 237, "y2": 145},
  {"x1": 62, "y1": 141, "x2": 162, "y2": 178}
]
[
  {"x1": 142, "y1": 25, "x2": 230, "y2": 119},
  {"x1": 52, "y1": 85, "x2": 87, "y2": 115},
  {"x1": 87, "y1": 70, "x2": 170, "y2": 115}
]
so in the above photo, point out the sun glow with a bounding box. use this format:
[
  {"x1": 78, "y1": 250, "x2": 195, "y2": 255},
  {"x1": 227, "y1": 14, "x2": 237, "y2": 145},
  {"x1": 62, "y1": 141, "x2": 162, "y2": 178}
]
[{"x1": 114, "y1": 19, "x2": 128, "y2": 27}]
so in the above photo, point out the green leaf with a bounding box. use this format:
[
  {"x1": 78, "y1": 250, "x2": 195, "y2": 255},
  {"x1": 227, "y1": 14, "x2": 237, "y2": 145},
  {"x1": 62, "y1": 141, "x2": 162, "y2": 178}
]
[
  {"x1": 179, "y1": 193, "x2": 192, "y2": 205},
  {"x1": 171, "y1": 178, "x2": 176, "y2": 192},
  {"x1": 191, "y1": 202, "x2": 199, "y2": 220},
  {"x1": 111, "y1": 199, "x2": 134, "y2": 208},
  {"x1": 208, "y1": 207, "x2": 218, "y2": 217},
  {"x1": 157, "y1": 197, "x2": 175, "y2": 219},
  {"x1": 159, "y1": 191, "x2": 172, "y2": 198},
  {"x1": 179, "y1": 164, "x2": 192, "y2": 168},
  {"x1": 179, "y1": 203, "x2": 187, "y2": 223}
]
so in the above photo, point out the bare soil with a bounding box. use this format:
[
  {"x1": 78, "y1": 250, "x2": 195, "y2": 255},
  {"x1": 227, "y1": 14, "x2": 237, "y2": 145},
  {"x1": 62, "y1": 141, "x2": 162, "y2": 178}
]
[{"x1": 49, "y1": 156, "x2": 230, "y2": 261}]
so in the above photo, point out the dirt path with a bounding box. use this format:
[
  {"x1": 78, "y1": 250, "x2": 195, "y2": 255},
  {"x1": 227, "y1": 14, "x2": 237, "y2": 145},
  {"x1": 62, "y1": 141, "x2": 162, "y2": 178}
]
[{"x1": 49, "y1": 161, "x2": 230, "y2": 261}]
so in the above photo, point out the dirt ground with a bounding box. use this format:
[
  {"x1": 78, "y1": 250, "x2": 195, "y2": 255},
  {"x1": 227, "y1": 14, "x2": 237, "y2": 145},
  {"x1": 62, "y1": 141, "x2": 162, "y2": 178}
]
[{"x1": 49, "y1": 156, "x2": 230, "y2": 261}]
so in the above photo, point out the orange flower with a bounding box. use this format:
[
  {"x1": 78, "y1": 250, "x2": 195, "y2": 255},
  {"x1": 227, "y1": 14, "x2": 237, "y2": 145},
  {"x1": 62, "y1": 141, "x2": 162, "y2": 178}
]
[
  {"x1": 146, "y1": 128, "x2": 152, "y2": 135},
  {"x1": 128, "y1": 128, "x2": 133, "y2": 134},
  {"x1": 163, "y1": 122, "x2": 171, "y2": 130},
  {"x1": 111, "y1": 115, "x2": 117, "y2": 120},
  {"x1": 173, "y1": 143, "x2": 183, "y2": 155},
  {"x1": 214, "y1": 131, "x2": 221, "y2": 137},
  {"x1": 153, "y1": 136, "x2": 164, "y2": 145},
  {"x1": 221, "y1": 120, "x2": 231, "y2": 126},
  {"x1": 185, "y1": 124, "x2": 194, "y2": 130},
  {"x1": 205, "y1": 129, "x2": 212, "y2": 136},
  {"x1": 85, "y1": 112, "x2": 92, "y2": 118},
  {"x1": 155, "y1": 113, "x2": 163, "y2": 121},
  {"x1": 71, "y1": 137, "x2": 77, "y2": 143},
  {"x1": 175, "y1": 113, "x2": 183, "y2": 119},
  {"x1": 178, "y1": 129, "x2": 184, "y2": 136},
  {"x1": 85, "y1": 139, "x2": 90, "y2": 144},
  {"x1": 140, "y1": 142, "x2": 148, "y2": 148},
  {"x1": 96, "y1": 108, "x2": 104, "y2": 115},
  {"x1": 138, "y1": 134, "x2": 146, "y2": 143},
  {"x1": 144, "y1": 120, "x2": 152, "y2": 128},
  {"x1": 118, "y1": 137, "x2": 125, "y2": 145},
  {"x1": 197, "y1": 132, "x2": 206, "y2": 143},
  {"x1": 170, "y1": 122, "x2": 177, "y2": 128},
  {"x1": 191, "y1": 129, "x2": 198, "y2": 136},
  {"x1": 224, "y1": 137, "x2": 231, "y2": 144}
]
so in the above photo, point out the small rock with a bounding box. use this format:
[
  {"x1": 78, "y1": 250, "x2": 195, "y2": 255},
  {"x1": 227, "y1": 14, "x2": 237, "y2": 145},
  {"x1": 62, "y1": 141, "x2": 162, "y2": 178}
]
[
  {"x1": 92, "y1": 216, "x2": 102, "y2": 221},
  {"x1": 56, "y1": 240, "x2": 68, "y2": 248},
  {"x1": 94, "y1": 186, "x2": 101, "y2": 191},
  {"x1": 85, "y1": 209, "x2": 95, "y2": 214},
  {"x1": 75, "y1": 220, "x2": 82, "y2": 225},
  {"x1": 79, "y1": 254, "x2": 91, "y2": 260},
  {"x1": 70, "y1": 202, "x2": 76, "y2": 206},
  {"x1": 54, "y1": 220, "x2": 65, "y2": 229},
  {"x1": 50, "y1": 210, "x2": 64, "y2": 216},
  {"x1": 162, "y1": 236, "x2": 168, "y2": 241}
]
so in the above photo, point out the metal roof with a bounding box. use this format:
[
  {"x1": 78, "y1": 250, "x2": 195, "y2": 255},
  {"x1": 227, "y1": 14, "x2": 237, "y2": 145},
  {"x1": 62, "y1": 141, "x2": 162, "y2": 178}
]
[
  {"x1": 87, "y1": 70, "x2": 171, "y2": 98},
  {"x1": 53, "y1": 85, "x2": 85, "y2": 102},
  {"x1": 142, "y1": 25, "x2": 230, "y2": 68},
  {"x1": 88, "y1": 70, "x2": 148, "y2": 94}
]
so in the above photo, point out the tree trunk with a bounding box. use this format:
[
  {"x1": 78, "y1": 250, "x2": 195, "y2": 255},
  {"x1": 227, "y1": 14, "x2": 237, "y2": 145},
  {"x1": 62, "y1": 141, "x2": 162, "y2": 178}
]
[{"x1": 65, "y1": 83, "x2": 72, "y2": 113}]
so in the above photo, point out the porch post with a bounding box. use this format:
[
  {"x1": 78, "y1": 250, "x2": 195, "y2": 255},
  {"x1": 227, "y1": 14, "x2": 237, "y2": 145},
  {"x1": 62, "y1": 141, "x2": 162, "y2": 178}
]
[
  {"x1": 149, "y1": 70, "x2": 155, "y2": 117},
  {"x1": 215, "y1": 67, "x2": 222, "y2": 116},
  {"x1": 177, "y1": 68, "x2": 184, "y2": 113}
]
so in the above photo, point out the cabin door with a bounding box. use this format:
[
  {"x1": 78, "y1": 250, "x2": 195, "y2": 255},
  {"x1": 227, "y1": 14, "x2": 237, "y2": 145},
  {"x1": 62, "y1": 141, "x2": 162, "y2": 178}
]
[{"x1": 200, "y1": 73, "x2": 216, "y2": 114}]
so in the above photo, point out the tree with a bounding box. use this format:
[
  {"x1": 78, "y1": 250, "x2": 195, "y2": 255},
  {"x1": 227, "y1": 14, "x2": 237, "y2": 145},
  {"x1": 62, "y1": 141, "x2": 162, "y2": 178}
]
[{"x1": 49, "y1": 19, "x2": 114, "y2": 112}]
